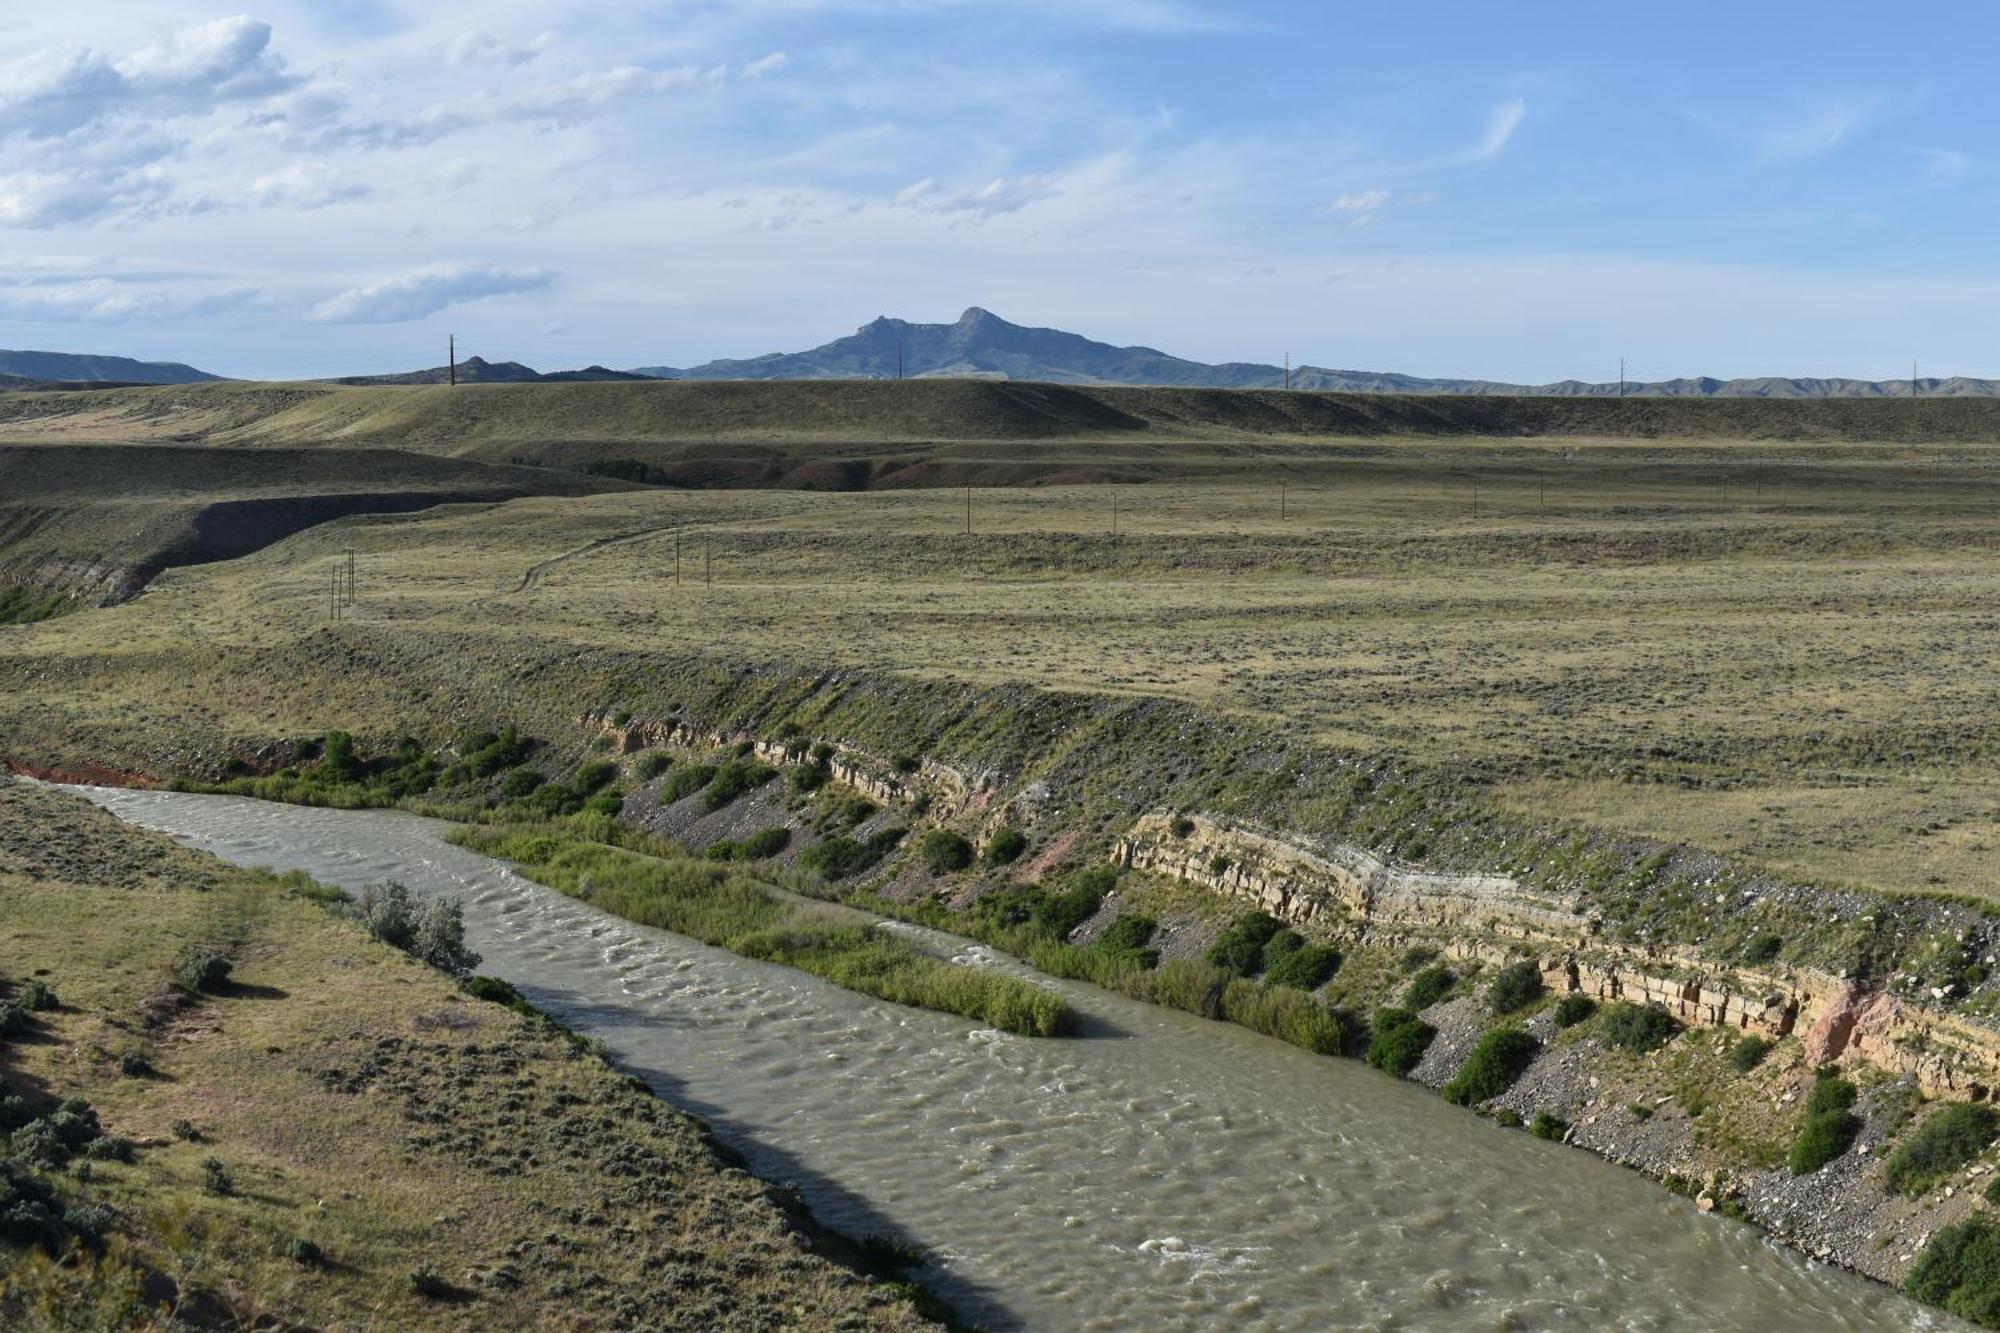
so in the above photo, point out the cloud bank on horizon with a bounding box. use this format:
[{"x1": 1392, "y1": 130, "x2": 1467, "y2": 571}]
[{"x1": 0, "y1": 1, "x2": 1991, "y2": 380}]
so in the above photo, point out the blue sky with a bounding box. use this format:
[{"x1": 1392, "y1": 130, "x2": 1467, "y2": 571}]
[{"x1": 1, "y1": 1, "x2": 1994, "y2": 380}]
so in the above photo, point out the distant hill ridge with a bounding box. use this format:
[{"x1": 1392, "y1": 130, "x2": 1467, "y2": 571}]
[
  {"x1": 635, "y1": 307, "x2": 2000, "y2": 399},
  {"x1": 11, "y1": 311, "x2": 2000, "y2": 396},
  {"x1": 0, "y1": 349, "x2": 219, "y2": 385}
]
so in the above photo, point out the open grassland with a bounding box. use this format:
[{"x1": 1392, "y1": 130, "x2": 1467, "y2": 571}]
[
  {"x1": 3, "y1": 434, "x2": 1999, "y2": 900},
  {"x1": 0, "y1": 779, "x2": 937, "y2": 1330},
  {"x1": 11, "y1": 378, "x2": 2000, "y2": 477}
]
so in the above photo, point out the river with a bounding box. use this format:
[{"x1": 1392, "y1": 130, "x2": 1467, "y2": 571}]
[{"x1": 68, "y1": 786, "x2": 1958, "y2": 1332}]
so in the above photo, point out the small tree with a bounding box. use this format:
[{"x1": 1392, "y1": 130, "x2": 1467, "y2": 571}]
[
  {"x1": 413, "y1": 898, "x2": 481, "y2": 978},
  {"x1": 359, "y1": 881, "x2": 417, "y2": 951}
]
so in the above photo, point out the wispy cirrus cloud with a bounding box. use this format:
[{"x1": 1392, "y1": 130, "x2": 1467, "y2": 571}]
[{"x1": 1690, "y1": 93, "x2": 1886, "y2": 163}]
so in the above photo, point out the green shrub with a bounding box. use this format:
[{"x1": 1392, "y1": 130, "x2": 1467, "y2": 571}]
[
  {"x1": 466, "y1": 726, "x2": 530, "y2": 777},
  {"x1": 984, "y1": 828, "x2": 1028, "y2": 866},
  {"x1": 1492, "y1": 1108, "x2": 1524, "y2": 1129},
  {"x1": 1907, "y1": 1218, "x2": 2000, "y2": 1323},
  {"x1": 200, "y1": 1156, "x2": 234, "y2": 1197},
  {"x1": 1095, "y1": 916, "x2": 1159, "y2": 970},
  {"x1": 1365, "y1": 1008, "x2": 1435, "y2": 1077},
  {"x1": 700, "y1": 760, "x2": 777, "y2": 811},
  {"x1": 660, "y1": 764, "x2": 717, "y2": 803},
  {"x1": 289, "y1": 1237, "x2": 324, "y2": 1267},
  {"x1": 169, "y1": 1119, "x2": 199, "y2": 1143},
  {"x1": 1218, "y1": 981, "x2": 1351, "y2": 1055},
  {"x1": 1553, "y1": 994, "x2": 1596, "y2": 1027},
  {"x1": 1169, "y1": 816, "x2": 1196, "y2": 838},
  {"x1": 1597, "y1": 1002, "x2": 1679, "y2": 1053},
  {"x1": 1530, "y1": 1113, "x2": 1568, "y2": 1141},
  {"x1": 1789, "y1": 1080, "x2": 1862, "y2": 1176},
  {"x1": 789, "y1": 762, "x2": 827, "y2": 793},
  {"x1": 1731, "y1": 1035, "x2": 1774, "y2": 1072},
  {"x1": 798, "y1": 828, "x2": 906, "y2": 880},
  {"x1": 635, "y1": 752, "x2": 672, "y2": 780},
  {"x1": 1263, "y1": 943, "x2": 1341, "y2": 991},
  {"x1": 1206, "y1": 912, "x2": 1285, "y2": 976},
  {"x1": 463, "y1": 975, "x2": 535, "y2": 1016},
  {"x1": 1406, "y1": 965, "x2": 1457, "y2": 1009},
  {"x1": 1487, "y1": 961, "x2": 1545, "y2": 1014},
  {"x1": 499, "y1": 767, "x2": 544, "y2": 799},
  {"x1": 175, "y1": 946, "x2": 233, "y2": 994},
  {"x1": 1442, "y1": 1027, "x2": 1538, "y2": 1105},
  {"x1": 1031, "y1": 867, "x2": 1117, "y2": 939},
  {"x1": 1806, "y1": 1075, "x2": 1858, "y2": 1118},
  {"x1": 572, "y1": 759, "x2": 619, "y2": 795},
  {"x1": 1886, "y1": 1104, "x2": 2000, "y2": 1195},
  {"x1": 1743, "y1": 932, "x2": 1784, "y2": 965},
  {"x1": 919, "y1": 830, "x2": 975, "y2": 875},
  {"x1": 583, "y1": 787, "x2": 626, "y2": 817}
]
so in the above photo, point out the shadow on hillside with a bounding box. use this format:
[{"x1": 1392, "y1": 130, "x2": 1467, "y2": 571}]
[{"x1": 519, "y1": 983, "x2": 1024, "y2": 1331}]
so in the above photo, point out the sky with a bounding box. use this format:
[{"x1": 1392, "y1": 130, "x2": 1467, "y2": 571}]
[{"x1": 1, "y1": 1, "x2": 1997, "y2": 381}]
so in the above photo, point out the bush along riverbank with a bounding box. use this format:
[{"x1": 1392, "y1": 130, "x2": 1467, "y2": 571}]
[{"x1": 449, "y1": 824, "x2": 1078, "y2": 1038}]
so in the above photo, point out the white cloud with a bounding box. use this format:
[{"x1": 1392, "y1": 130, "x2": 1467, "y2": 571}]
[
  {"x1": 742, "y1": 52, "x2": 788, "y2": 79},
  {"x1": 0, "y1": 17, "x2": 297, "y2": 140},
  {"x1": 1691, "y1": 95, "x2": 1885, "y2": 164},
  {"x1": 1324, "y1": 187, "x2": 1391, "y2": 226},
  {"x1": 1469, "y1": 97, "x2": 1525, "y2": 162},
  {"x1": 1913, "y1": 146, "x2": 1970, "y2": 178},
  {"x1": 242, "y1": 165, "x2": 370, "y2": 211},
  {"x1": 446, "y1": 31, "x2": 555, "y2": 69},
  {"x1": 309, "y1": 262, "x2": 556, "y2": 324},
  {"x1": 0, "y1": 277, "x2": 259, "y2": 323},
  {"x1": 900, "y1": 172, "x2": 1063, "y2": 219}
]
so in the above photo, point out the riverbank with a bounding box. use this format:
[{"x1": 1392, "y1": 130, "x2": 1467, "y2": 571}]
[
  {"x1": 0, "y1": 777, "x2": 946, "y2": 1330},
  {"x1": 63, "y1": 782, "x2": 1948, "y2": 1332}
]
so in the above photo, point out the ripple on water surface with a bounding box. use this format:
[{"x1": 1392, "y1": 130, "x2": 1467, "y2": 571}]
[{"x1": 66, "y1": 787, "x2": 1962, "y2": 1333}]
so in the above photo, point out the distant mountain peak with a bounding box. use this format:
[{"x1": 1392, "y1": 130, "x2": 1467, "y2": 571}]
[{"x1": 628, "y1": 311, "x2": 2000, "y2": 397}]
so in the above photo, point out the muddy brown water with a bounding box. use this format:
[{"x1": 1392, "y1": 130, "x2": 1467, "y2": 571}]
[{"x1": 69, "y1": 786, "x2": 1961, "y2": 1332}]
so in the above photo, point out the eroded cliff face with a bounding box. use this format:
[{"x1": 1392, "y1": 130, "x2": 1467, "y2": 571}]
[
  {"x1": 587, "y1": 707, "x2": 2000, "y2": 1096},
  {"x1": 1116, "y1": 810, "x2": 2000, "y2": 1095}
]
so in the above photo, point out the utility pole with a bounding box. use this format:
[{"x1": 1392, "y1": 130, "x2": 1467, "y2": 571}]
[
  {"x1": 449, "y1": 334, "x2": 456, "y2": 387},
  {"x1": 1280, "y1": 480, "x2": 1287, "y2": 520},
  {"x1": 963, "y1": 485, "x2": 971, "y2": 535},
  {"x1": 1284, "y1": 353, "x2": 1291, "y2": 391},
  {"x1": 897, "y1": 338, "x2": 905, "y2": 381},
  {"x1": 674, "y1": 530, "x2": 681, "y2": 585},
  {"x1": 1914, "y1": 361, "x2": 1921, "y2": 399},
  {"x1": 705, "y1": 544, "x2": 711, "y2": 586},
  {"x1": 1619, "y1": 357, "x2": 1626, "y2": 398},
  {"x1": 345, "y1": 548, "x2": 355, "y2": 607}
]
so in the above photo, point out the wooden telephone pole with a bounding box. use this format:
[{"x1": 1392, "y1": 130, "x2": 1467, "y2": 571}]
[{"x1": 449, "y1": 334, "x2": 456, "y2": 387}]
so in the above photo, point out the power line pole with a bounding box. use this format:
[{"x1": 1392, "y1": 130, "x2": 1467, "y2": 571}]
[
  {"x1": 345, "y1": 548, "x2": 355, "y2": 607},
  {"x1": 1284, "y1": 353, "x2": 1291, "y2": 391},
  {"x1": 1280, "y1": 480, "x2": 1287, "y2": 520},
  {"x1": 963, "y1": 485, "x2": 971, "y2": 535},
  {"x1": 449, "y1": 334, "x2": 456, "y2": 387},
  {"x1": 898, "y1": 337, "x2": 905, "y2": 381},
  {"x1": 1914, "y1": 361, "x2": 1920, "y2": 399},
  {"x1": 674, "y1": 530, "x2": 681, "y2": 586},
  {"x1": 1619, "y1": 357, "x2": 1626, "y2": 398}
]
